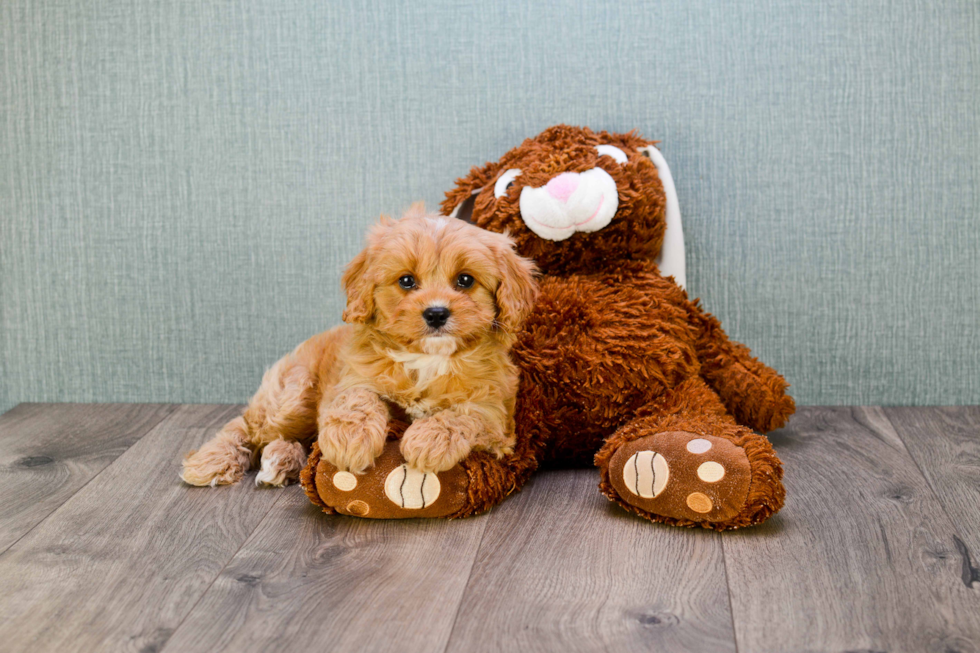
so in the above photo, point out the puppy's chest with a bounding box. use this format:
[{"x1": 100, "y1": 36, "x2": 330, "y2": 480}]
[
  {"x1": 401, "y1": 398, "x2": 443, "y2": 421},
  {"x1": 388, "y1": 383, "x2": 457, "y2": 422},
  {"x1": 379, "y1": 355, "x2": 467, "y2": 419}
]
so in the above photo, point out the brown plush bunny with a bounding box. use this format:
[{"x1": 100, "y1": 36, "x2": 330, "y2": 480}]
[{"x1": 303, "y1": 124, "x2": 794, "y2": 530}]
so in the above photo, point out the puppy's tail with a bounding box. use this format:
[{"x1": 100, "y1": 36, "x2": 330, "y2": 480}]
[{"x1": 180, "y1": 328, "x2": 341, "y2": 486}]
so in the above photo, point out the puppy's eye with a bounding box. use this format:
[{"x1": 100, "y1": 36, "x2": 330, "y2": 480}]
[
  {"x1": 494, "y1": 169, "x2": 522, "y2": 198},
  {"x1": 595, "y1": 145, "x2": 628, "y2": 164},
  {"x1": 456, "y1": 273, "x2": 475, "y2": 289},
  {"x1": 397, "y1": 274, "x2": 416, "y2": 290}
]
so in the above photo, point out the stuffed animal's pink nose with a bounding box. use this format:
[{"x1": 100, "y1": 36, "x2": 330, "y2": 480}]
[{"x1": 546, "y1": 173, "x2": 579, "y2": 203}]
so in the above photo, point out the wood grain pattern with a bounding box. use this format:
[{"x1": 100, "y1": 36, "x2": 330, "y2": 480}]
[
  {"x1": 161, "y1": 488, "x2": 490, "y2": 653},
  {"x1": 884, "y1": 409, "x2": 980, "y2": 538},
  {"x1": 1, "y1": 404, "x2": 978, "y2": 653},
  {"x1": 722, "y1": 407, "x2": 980, "y2": 653},
  {"x1": 884, "y1": 407, "x2": 980, "y2": 582},
  {"x1": 444, "y1": 469, "x2": 737, "y2": 653},
  {"x1": 0, "y1": 402, "x2": 176, "y2": 553},
  {"x1": 0, "y1": 404, "x2": 282, "y2": 653}
]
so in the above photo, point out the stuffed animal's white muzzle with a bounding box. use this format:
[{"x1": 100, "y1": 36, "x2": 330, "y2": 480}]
[{"x1": 518, "y1": 168, "x2": 619, "y2": 241}]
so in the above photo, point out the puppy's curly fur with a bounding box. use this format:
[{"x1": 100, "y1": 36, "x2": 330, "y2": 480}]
[{"x1": 181, "y1": 205, "x2": 538, "y2": 486}]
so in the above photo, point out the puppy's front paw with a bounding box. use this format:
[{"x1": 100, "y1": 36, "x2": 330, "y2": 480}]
[
  {"x1": 318, "y1": 398, "x2": 388, "y2": 474},
  {"x1": 400, "y1": 413, "x2": 476, "y2": 473}
]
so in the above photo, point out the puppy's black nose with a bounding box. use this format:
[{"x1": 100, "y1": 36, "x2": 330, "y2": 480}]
[{"x1": 422, "y1": 306, "x2": 451, "y2": 328}]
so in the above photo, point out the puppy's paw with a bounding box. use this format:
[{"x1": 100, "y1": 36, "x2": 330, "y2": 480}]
[
  {"x1": 400, "y1": 412, "x2": 477, "y2": 473},
  {"x1": 255, "y1": 439, "x2": 307, "y2": 487},
  {"x1": 318, "y1": 392, "x2": 388, "y2": 474},
  {"x1": 181, "y1": 418, "x2": 252, "y2": 487}
]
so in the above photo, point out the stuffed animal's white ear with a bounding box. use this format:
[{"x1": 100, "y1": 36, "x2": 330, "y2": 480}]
[
  {"x1": 447, "y1": 188, "x2": 482, "y2": 223},
  {"x1": 641, "y1": 146, "x2": 686, "y2": 290}
]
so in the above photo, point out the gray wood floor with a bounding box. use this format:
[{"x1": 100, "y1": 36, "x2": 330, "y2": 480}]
[{"x1": 0, "y1": 404, "x2": 978, "y2": 653}]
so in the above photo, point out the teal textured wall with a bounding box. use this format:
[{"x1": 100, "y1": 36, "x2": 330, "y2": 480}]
[{"x1": 2, "y1": 1, "x2": 978, "y2": 414}]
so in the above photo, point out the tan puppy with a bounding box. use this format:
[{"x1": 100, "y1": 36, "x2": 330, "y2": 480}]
[{"x1": 181, "y1": 206, "x2": 538, "y2": 487}]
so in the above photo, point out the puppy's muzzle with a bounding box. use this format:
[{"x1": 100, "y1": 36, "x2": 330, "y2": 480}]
[{"x1": 422, "y1": 306, "x2": 451, "y2": 329}]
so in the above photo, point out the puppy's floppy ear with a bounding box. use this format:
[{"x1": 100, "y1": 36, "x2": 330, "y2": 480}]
[
  {"x1": 341, "y1": 217, "x2": 393, "y2": 324},
  {"x1": 341, "y1": 247, "x2": 373, "y2": 324},
  {"x1": 490, "y1": 234, "x2": 539, "y2": 334}
]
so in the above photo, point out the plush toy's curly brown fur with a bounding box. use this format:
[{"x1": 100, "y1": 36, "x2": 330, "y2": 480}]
[{"x1": 301, "y1": 124, "x2": 794, "y2": 530}]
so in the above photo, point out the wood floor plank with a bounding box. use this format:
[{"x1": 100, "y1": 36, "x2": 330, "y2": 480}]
[
  {"x1": 722, "y1": 407, "x2": 980, "y2": 653},
  {"x1": 884, "y1": 407, "x2": 980, "y2": 559},
  {"x1": 444, "y1": 469, "x2": 737, "y2": 653},
  {"x1": 0, "y1": 402, "x2": 177, "y2": 553},
  {"x1": 161, "y1": 488, "x2": 490, "y2": 653},
  {"x1": 0, "y1": 404, "x2": 282, "y2": 653}
]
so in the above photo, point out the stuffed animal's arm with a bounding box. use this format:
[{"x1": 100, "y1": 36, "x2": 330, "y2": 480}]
[{"x1": 688, "y1": 303, "x2": 795, "y2": 433}]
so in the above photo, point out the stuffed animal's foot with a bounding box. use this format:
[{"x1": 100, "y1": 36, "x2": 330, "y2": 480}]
[
  {"x1": 303, "y1": 439, "x2": 471, "y2": 518},
  {"x1": 600, "y1": 430, "x2": 779, "y2": 530}
]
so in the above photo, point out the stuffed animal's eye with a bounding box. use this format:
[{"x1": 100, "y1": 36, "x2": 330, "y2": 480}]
[
  {"x1": 456, "y1": 273, "x2": 475, "y2": 289},
  {"x1": 398, "y1": 274, "x2": 416, "y2": 290},
  {"x1": 494, "y1": 169, "x2": 522, "y2": 198},
  {"x1": 595, "y1": 145, "x2": 628, "y2": 164}
]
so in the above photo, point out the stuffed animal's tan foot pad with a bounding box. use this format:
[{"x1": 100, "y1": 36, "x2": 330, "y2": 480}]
[
  {"x1": 608, "y1": 431, "x2": 751, "y2": 523},
  {"x1": 384, "y1": 465, "x2": 441, "y2": 509},
  {"x1": 312, "y1": 440, "x2": 468, "y2": 518}
]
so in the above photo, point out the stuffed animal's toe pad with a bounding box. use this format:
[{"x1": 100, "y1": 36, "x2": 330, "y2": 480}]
[
  {"x1": 383, "y1": 464, "x2": 441, "y2": 509},
  {"x1": 609, "y1": 432, "x2": 751, "y2": 523},
  {"x1": 312, "y1": 440, "x2": 469, "y2": 518}
]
